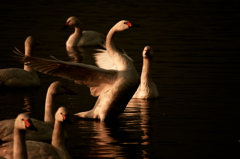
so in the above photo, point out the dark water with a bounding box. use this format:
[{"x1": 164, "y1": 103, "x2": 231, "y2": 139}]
[{"x1": 0, "y1": 0, "x2": 240, "y2": 158}]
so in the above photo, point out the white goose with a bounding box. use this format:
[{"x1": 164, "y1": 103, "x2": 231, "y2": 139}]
[
  {"x1": 0, "y1": 107, "x2": 72, "y2": 159},
  {"x1": 0, "y1": 81, "x2": 76, "y2": 142},
  {"x1": 62, "y1": 16, "x2": 106, "y2": 47},
  {"x1": 0, "y1": 113, "x2": 38, "y2": 159},
  {"x1": 14, "y1": 20, "x2": 140, "y2": 121},
  {"x1": 0, "y1": 36, "x2": 40, "y2": 88},
  {"x1": 132, "y1": 46, "x2": 159, "y2": 99}
]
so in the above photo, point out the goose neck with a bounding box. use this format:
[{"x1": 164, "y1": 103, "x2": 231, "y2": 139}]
[
  {"x1": 141, "y1": 58, "x2": 152, "y2": 81},
  {"x1": 51, "y1": 121, "x2": 71, "y2": 158},
  {"x1": 106, "y1": 27, "x2": 117, "y2": 56},
  {"x1": 74, "y1": 25, "x2": 82, "y2": 35},
  {"x1": 24, "y1": 44, "x2": 33, "y2": 56},
  {"x1": 106, "y1": 28, "x2": 132, "y2": 70},
  {"x1": 44, "y1": 92, "x2": 56, "y2": 124},
  {"x1": 13, "y1": 129, "x2": 28, "y2": 159},
  {"x1": 51, "y1": 121, "x2": 65, "y2": 147}
]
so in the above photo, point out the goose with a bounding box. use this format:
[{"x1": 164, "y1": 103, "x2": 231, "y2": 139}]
[
  {"x1": 0, "y1": 107, "x2": 72, "y2": 159},
  {"x1": 0, "y1": 81, "x2": 76, "y2": 142},
  {"x1": 14, "y1": 20, "x2": 140, "y2": 121},
  {"x1": 61, "y1": 16, "x2": 106, "y2": 47},
  {"x1": 93, "y1": 46, "x2": 159, "y2": 99},
  {"x1": 132, "y1": 46, "x2": 159, "y2": 99},
  {"x1": 0, "y1": 113, "x2": 38, "y2": 159},
  {"x1": 0, "y1": 36, "x2": 40, "y2": 88}
]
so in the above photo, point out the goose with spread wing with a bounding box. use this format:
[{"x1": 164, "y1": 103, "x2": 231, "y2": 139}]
[{"x1": 14, "y1": 20, "x2": 140, "y2": 121}]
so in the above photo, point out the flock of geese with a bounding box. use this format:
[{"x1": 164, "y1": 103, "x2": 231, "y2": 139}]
[{"x1": 0, "y1": 16, "x2": 159, "y2": 158}]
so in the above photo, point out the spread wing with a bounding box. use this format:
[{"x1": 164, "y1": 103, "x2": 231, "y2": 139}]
[
  {"x1": 93, "y1": 48, "x2": 133, "y2": 70},
  {"x1": 13, "y1": 48, "x2": 118, "y2": 88}
]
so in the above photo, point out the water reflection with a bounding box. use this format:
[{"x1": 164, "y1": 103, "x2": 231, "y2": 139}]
[
  {"x1": 66, "y1": 46, "x2": 83, "y2": 63},
  {"x1": 126, "y1": 98, "x2": 159, "y2": 158},
  {"x1": 71, "y1": 99, "x2": 159, "y2": 158},
  {"x1": 22, "y1": 96, "x2": 34, "y2": 114},
  {"x1": 74, "y1": 119, "x2": 125, "y2": 158}
]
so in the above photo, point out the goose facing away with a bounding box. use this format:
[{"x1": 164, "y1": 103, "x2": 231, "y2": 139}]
[
  {"x1": 0, "y1": 36, "x2": 40, "y2": 88},
  {"x1": 0, "y1": 81, "x2": 76, "y2": 142},
  {"x1": 0, "y1": 107, "x2": 72, "y2": 159},
  {"x1": 14, "y1": 20, "x2": 140, "y2": 121},
  {"x1": 61, "y1": 16, "x2": 106, "y2": 47},
  {"x1": 132, "y1": 46, "x2": 159, "y2": 99}
]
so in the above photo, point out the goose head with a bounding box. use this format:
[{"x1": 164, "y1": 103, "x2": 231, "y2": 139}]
[
  {"x1": 48, "y1": 81, "x2": 77, "y2": 96},
  {"x1": 14, "y1": 113, "x2": 37, "y2": 131},
  {"x1": 61, "y1": 16, "x2": 81, "y2": 30},
  {"x1": 113, "y1": 20, "x2": 139, "y2": 32},
  {"x1": 143, "y1": 46, "x2": 153, "y2": 60},
  {"x1": 24, "y1": 36, "x2": 38, "y2": 56},
  {"x1": 55, "y1": 107, "x2": 72, "y2": 124},
  {"x1": 25, "y1": 36, "x2": 38, "y2": 48}
]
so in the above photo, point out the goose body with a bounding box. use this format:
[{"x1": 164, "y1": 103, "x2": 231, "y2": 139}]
[
  {"x1": 62, "y1": 16, "x2": 105, "y2": 47},
  {"x1": 132, "y1": 46, "x2": 159, "y2": 99},
  {"x1": 0, "y1": 81, "x2": 76, "y2": 142},
  {"x1": 0, "y1": 107, "x2": 72, "y2": 159},
  {"x1": 14, "y1": 20, "x2": 140, "y2": 121},
  {"x1": 0, "y1": 36, "x2": 40, "y2": 88}
]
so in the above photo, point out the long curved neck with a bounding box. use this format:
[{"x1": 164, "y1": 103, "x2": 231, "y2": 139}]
[
  {"x1": 106, "y1": 28, "x2": 118, "y2": 57},
  {"x1": 106, "y1": 28, "x2": 129, "y2": 70},
  {"x1": 51, "y1": 121, "x2": 71, "y2": 159},
  {"x1": 67, "y1": 26, "x2": 82, "y2": 46},
  {"x1": 141, "y1": 58, "x2": 152, "y2": 85},
  {"x1": 44, "y1": 92, "x2": 55, "y2": 124},
  {"x1": 13, "y1": 128, "x2": 28, "y2": 159}
]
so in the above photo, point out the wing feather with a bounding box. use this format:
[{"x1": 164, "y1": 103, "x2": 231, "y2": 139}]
[{"x1": 13, "y1": 48, "x2": 118, "y2": 88}]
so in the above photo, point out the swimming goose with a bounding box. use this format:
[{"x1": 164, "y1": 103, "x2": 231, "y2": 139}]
[
  {"x1": 0, "y1": 113, "x2": 38, "y2": 159},
  {"x1": 62, "y1": 16, "x2": 106, "y2": 47},
  {"x1": 0, "y1": 36, "x2": 40, "y2": 88},
  {"x1": 14, "y1": 20, "x2": 140, "y2": 121},
  {"x1": 132, "y1": 46, "x2": 159, "y2": 99},
  {"x1": 0, "y1": 81, "x2": 76, "y2": 142},
  {"x1": 0, "y1": 107, "x2": 72, "y2": 159}
]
